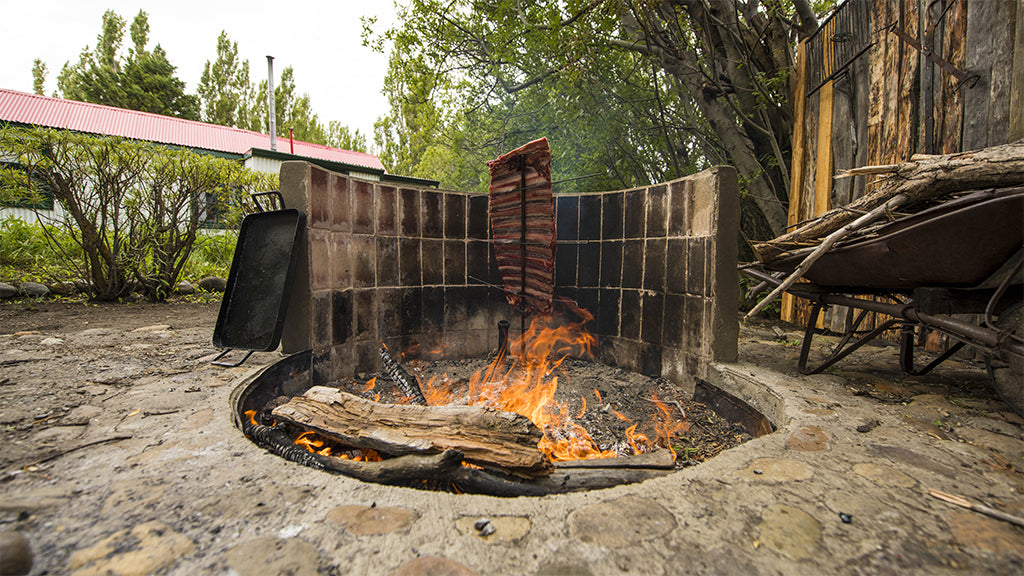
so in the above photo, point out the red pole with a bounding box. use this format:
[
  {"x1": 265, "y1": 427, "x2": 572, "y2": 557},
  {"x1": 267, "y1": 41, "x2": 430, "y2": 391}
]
[{"x1": 289, "y1": 127, "x2": 294, "y2": 154}]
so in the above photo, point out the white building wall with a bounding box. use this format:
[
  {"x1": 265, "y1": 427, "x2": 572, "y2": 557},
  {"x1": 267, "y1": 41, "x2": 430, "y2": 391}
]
[{"x1": 0, "y1": 205, "x2": 64, "y2": 225}]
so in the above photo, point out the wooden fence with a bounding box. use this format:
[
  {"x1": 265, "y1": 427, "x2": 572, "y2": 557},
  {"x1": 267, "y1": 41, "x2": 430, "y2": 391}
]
[{"x1": 782, "y1": 0, "x2": 1023, "y2": 341}]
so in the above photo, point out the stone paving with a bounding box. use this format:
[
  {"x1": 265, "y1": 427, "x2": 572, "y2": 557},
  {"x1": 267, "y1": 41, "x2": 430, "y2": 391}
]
[{"x1": 0, "y1": 319, "x2": 1022, "y2": 575}]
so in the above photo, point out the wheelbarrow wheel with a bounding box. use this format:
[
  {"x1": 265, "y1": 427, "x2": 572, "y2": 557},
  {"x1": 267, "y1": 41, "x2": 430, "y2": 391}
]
[{"x1": 987, "y1": 303, "x2": 1024, "y2": 416}]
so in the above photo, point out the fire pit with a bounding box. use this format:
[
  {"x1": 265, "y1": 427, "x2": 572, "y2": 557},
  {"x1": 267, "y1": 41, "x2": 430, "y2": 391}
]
[{"x1": 229, "y1": 159, "x2": 775, "y2": 495}]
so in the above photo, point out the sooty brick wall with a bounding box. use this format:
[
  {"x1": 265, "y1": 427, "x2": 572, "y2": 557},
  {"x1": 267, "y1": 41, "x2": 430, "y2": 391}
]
[{"x1": 279, "y1": 161, "x2": 738, "y2": 391}]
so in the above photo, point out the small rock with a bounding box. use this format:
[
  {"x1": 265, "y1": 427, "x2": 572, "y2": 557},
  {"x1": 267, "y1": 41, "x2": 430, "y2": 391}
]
[
  {"x1": 131, "y1": 324, "x2": 171, "y2": 333},
  {"x1": 0, "y1": 530, "x2": 33, "y2": 576},
  {"x1": 49, "y1": 281, "x2": 77, "y2": 296},
  {"x1": 18, "y1": 282, "x2": 49, "y2": 298},
  {"x1": 197, "y1": 276, "x2": 227, "y2": 292},
  {"x1": 0, "y1": 283, "x2": 17, "y2": 300},
  {"x1": 474, "y1": 518, "x2": 491, "y2": 531},
  {"x1": 39, "y1": 337, "x2": 64, "y2": 346},
  {"x1": 175, "y1": 281, "x2": 196, "y2": 295},
  {"x1": 856, "y1": 419, "x2": 881, "y2": 433}
]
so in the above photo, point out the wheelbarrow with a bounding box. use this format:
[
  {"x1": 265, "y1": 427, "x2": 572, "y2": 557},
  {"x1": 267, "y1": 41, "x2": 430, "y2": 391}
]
[{"x1": 741, "y1": 186, "x2": 1024, "y2": 415}]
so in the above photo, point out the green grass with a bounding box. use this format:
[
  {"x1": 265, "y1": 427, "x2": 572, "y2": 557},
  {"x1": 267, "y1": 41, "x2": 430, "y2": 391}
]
[{"x1": 0, "y1": 216, "x2": 81, "y2": 284}]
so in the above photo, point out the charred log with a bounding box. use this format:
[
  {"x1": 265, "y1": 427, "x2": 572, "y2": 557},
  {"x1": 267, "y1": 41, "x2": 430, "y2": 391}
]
[
  {"x1": 243, "y1": 422, "x2": 326, "y2": 470},
  {"x1": 380, "y1": 344, "x2": 426, "y2": 405},
  {"x1": 446, "y1": 465, "x2": 673, "y2": 497},
  {"x1": 271, "y1": 387, "x2": 553, "y2": 477},
  {"x1": 316, "y1": 449, "x2": 465, "y2": 485}
]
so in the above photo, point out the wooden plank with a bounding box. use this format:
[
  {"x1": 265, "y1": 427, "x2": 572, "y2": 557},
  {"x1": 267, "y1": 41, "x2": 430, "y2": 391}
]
[
  {"x1": 939, "y1": 0, "x2": 968, "y2": 153},
  {"x1": 881, "y1": 0, "x2": 902, "y2": 166},
  {"x1": 963, "y1": 0, "x2": 994, "y2": 150},
  {"x1": 897, "y1": 0, "x2": 920, "y2": 159},
  {"x1": 788, "y1": 41, "x2": 810, "y2": 231},
  {"x1": 985, "y1": 0, "x2": 1019, "y2": 146},
  {"x1": 782, "y1": 41, "x2": 810, "y2": 323},
  {"x1": 852, "y1": 55, "x2": 871, "y2": 201},
  {"x1": 814, "y1": 80, "x2": 835, "y2": 217},
  {"x1": 1012, "y1": 0, "x2": 1024, "y2": 142}
]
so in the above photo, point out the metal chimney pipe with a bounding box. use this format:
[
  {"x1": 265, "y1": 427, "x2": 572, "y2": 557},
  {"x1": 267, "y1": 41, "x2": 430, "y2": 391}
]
[{"x1": 266, "y1": 55, "x2": 276, "y2": 151}]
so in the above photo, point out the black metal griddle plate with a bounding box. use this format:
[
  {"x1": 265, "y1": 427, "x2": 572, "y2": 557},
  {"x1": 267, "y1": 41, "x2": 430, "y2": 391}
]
[{"x1": 213, "y1": 209, "x2": 305, "y2": 351}]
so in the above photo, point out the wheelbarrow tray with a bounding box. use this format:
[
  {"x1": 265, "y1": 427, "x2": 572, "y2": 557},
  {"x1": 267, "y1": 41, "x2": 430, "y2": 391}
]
[
  {"x1": 213, "y1": 209, "x2": 305, "y2": 352},
  {"x1": 765, "y1": 186, "x2": 1024, "y2": 291}
]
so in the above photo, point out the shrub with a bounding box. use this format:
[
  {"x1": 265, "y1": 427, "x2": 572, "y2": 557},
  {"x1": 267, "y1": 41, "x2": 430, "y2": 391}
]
[{"x1": 0, "y1": 126, "x2": 276, "y2": 300}]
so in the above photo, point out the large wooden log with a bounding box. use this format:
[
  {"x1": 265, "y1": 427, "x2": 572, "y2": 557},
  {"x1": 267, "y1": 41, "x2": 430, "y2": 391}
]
[
  {"x1": 755, "y1": 142, "x2": 1024, "y2": 262},
  {"x1": 271, "y1": 386, "x2": 553, "y2": 477}
]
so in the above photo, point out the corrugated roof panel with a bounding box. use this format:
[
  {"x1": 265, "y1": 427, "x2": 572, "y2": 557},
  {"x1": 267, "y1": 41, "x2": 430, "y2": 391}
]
[{"x1": 0, "y1": 88, "x2": 385, "y2": 171}]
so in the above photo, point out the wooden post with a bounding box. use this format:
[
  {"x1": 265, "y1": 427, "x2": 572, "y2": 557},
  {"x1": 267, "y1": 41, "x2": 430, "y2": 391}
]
[
  {"x1": 814, "y1": 81, "x2": 835, "y2": 218},
  {"x1": 1009, "y1": 0, "x2": 1024, "y2": 143},
  {"x1": 781, "y1": 41, "x2": 810, "y2": 323}
]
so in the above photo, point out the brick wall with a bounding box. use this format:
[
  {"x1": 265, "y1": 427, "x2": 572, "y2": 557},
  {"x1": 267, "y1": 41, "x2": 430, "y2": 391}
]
[{"x1": 279, "y1": 161, "x2": 738, "y2": 392}]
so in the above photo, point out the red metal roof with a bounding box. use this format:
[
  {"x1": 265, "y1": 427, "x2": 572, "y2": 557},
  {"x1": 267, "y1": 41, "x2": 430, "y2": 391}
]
[{"x1": 0, "y1": 88, "x2": 384, "y2": 171}]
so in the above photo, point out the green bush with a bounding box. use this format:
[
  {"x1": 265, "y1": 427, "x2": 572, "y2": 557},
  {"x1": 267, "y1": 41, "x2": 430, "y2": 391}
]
[{"x1": 1, "y1": 126, "x2": 276, "y2": 300}]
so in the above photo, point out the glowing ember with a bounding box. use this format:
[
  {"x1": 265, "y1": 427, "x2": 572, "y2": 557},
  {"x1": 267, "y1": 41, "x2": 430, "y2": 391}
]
[{"x1": 400, "y1": 302, "x2": 688, "y2": 462}]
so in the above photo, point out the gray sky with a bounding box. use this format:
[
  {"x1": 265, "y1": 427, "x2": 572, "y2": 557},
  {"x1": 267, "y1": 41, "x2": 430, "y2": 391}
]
[{"x1": 0, "y1": 1, "x2": 397, "y2": 148}]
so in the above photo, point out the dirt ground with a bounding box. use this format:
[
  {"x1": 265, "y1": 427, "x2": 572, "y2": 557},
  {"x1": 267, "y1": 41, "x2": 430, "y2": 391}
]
[{"x1": 1, "y1": 298, "x2": 1022, "y2": 576}]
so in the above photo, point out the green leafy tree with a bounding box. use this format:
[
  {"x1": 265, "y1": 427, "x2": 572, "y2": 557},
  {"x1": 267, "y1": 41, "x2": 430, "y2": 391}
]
[
  {"x1": 31, "y1": 59, "x2": 47, "y2": 96},
  {"x1": 198, "y1": 32, "x2": 258, "y2": 128},
  {"x1": 55, "y1": 10, "x2": 198, "y2": 120},
  {"x1": 0, "y1": 126, "x2": 275, "y2": 300},
  {"x1": 327, "y1": 122, "x2": 369, "y2": 153},
  {"x1": 369, "y1": 0, "x2": 829, "y2": 239}
]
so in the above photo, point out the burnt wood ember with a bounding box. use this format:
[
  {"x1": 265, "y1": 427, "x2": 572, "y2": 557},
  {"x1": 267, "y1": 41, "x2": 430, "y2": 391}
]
[
  {"x1": 488, "y1": 137, "x2": 556, "y2": 315},
  {"x1": 553, "y1": 449, "x2": 675, "y2": 470},
  {"x1": 379, "y1": 344, "x2": 426, "y2": 405},
  {"x1": 271, "y1": 387, "x2": 554, "y2": 477},
  {"x1": 243, "y1": 422, "x2": 327, "y2": 470}
]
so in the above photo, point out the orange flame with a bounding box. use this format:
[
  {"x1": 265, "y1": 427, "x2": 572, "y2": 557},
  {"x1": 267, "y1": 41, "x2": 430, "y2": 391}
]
[
  {"x1": 456, "y1": 302, "x2": 617, "y2": 461},
  {"x1": 293, "y1": 430, "x2": 383, "y2": 461},
  {"x1": 361, "y1": 377, "x2": 377, "y2": 393}
]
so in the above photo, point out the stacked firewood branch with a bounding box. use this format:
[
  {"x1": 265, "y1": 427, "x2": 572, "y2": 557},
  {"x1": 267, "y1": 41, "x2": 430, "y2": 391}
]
[{"x1": 745, "y1": 142, "x2": 1024, "y2": 320}]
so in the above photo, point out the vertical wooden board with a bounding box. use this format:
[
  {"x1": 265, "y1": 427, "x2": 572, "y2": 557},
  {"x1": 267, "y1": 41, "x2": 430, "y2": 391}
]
[
  {"x1": 814, "y1": 81, "x2": 835, "y2": 217},
  {"x1": 939, "y1": 0, "x2": 968, "y2": 153},
  {"x1": 788, "y1": 42, "x2": 810, "y2": 231},
  {"x1": 830, "y1": 73, "x2": 857, "y2": 208},
  {"x1": 963, "y1": 0, "x2": 996, "y2": 150},
  {"x1": 802, "y1": 90, "x2": 820, "y2": 226},
  {"x1": 881, "y1": 0, "x2": 902, "y2": 165},
  {"x1": 1011, "y1": 0, "x2": 1024, "y2": 142},
  {"x1": 867, "y1": 0, "x2": 888, "y2": 131},
  {"x1": 897, "y1": 0, "x2": 920, "y2": 159},
  {"x1": 852, "y1": 56, "x2": 871, "y2": 201},
  {"x1": 782, "y1": 42, "x2": 809, "y2": 326},
  {"x1": 985, "y1": 0, "x2": 1019, "y2": 146}
]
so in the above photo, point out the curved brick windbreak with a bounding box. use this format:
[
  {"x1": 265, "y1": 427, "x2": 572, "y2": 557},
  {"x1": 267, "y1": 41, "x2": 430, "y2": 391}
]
[{"x1": 278, "y1": 161, "x2": 738, "y2": 392}]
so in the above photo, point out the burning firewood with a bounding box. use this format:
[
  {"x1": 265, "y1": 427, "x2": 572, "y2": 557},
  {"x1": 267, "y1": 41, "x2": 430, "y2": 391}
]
[
  {"x1": 271, "y1": 386, "x2": 554, "y2": 477},
  {"x1": 379, "y1": 344, "x2": 426, "y2": 405}
]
